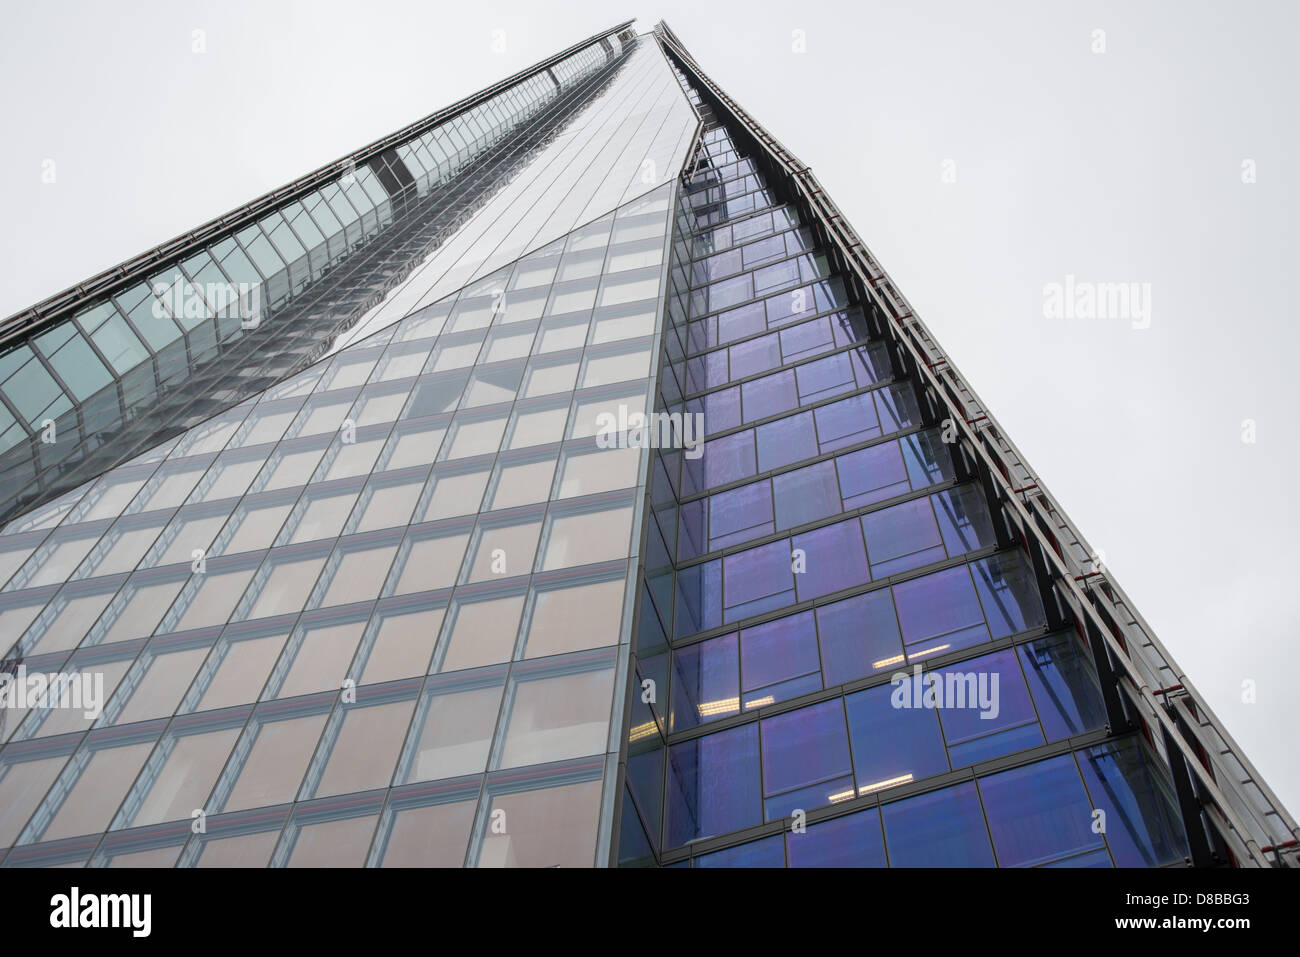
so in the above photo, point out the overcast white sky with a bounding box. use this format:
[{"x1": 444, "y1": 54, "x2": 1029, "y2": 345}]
[{"x1": 1, "y1": 0, "x2": 1296, "y2": 824}]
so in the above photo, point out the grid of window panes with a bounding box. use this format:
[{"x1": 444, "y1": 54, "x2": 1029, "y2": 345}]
[
  {"x1": 0, "y1": 41, "x2": 620, "y2": 455},
  {"x1": 0, "y1": 37, "x2": 634, "y2": 544},
  {"x1": 616, "y1": 117, "x2": 1191, "y2": 868},
  {"x1": 334, "y1": 40, "x2": 700, "y2": 356},
  {"x1": 0, "y1": 183, "x2": 675, "y2": 868}
]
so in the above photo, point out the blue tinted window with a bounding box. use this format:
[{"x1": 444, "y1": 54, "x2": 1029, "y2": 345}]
[
  {"x1": 935, "y1": 648, "x2": 1044, "y2": 767},
  {"x1": 761, "y1": 699, "x2": 852, "y2": 819},
  {"x1": 723, "y1": 539, "x2": 794, "y2": 621},
  {"x1": 710, "y1": 480, "x2": 773, "y2": 549},
  {"x1": 1078, "y1": 739, "x2": 1189, "y2": 867},
  {"x1": 665, "y1": 723, "x2": 761, "y2": 847},
  {"x1": 892, "y1": 565, "x2": 989, "y2": 654},
  {"x1": 740, "y1": 611, "x2": 820, "y2": 706},
  {"x1": 766, "y1": 285, "x2": 812, "y2": 326},
  {"x1": 674, "y1": 559, "x2": 722, "y2": 637},
  {"x1": 814, "y1": 392, "x2": 880, "y2": 452},
  {"x1": 933, "y1": 485, "x2": 997, "y2": 555},
  {"x1": 861, "y1": 496, "x2": 945, "y2": 578},
  {"x1": 686, "y1": 429, "x2": 755, "y2": 494},
  {"x1": 695, "y1": 833, "x2": 784, "y2": 867},
  {"x1": 671, "y1": 633, "x2": 739, "y2": 729},
  {"x1": 677, "y1": 498, "x2": 707, "y2": 560},
  {"x1": 756, "y1": 411, "x2": 817, "y2": 472},
  {"x1": 717, "y1": 301, "x2": 765, "y2": 344},
  {"x1": 846, "y1": 682, "x2": 949, "y2": 793},
  {"x1": 817, "y1": 589, "x2": 904, "y2": 686},
  {"x1": 1018, "y1": 633, "x2": 1106, "y2": 740},
  {"x1": 773, "y1": 459, "x2": 840, "y2": 530},
  {"x1": 780, "y1": 315, "x2": 836, "y2": 363},
  {"x1": 728, "y1": 332, "x2": 780, "y2": 379},
  {"x1": 836, "y1": 440, "x2": 911, "y2": 509},
  {"x1": 786, "y1": 808, "x2": 887, "y2": 867},
  {"x1": 618, "y1": 786, "x2": 655, "y2": 863},
  {"x1": 687, "y1": 349, "x2": 728, "y2": 392},
  {"x1": 741, "y1": 369, "x2": 797, "y2": 422},
  {"x1": 882, "y1": 781, "x2": 995, "y2": 867},
  {"x1": 901, "y1": 431, "x2": 953, "y2": 488},
  {"x1": 979, "y1": 754, "x2": 1104, "y2": 867},
  {"x1": 792, "y1": 518, "x2": 869, "y2": 601},
  {"x1": 47, "y1": 333, "x2": 113, "y2": 401},
  {"x1": 795, "y1": 352, "x2": 856, "y2": 405},
  {"x1": 874, "y1": 384, "x2": 918, "y2": 433},
  {"x1": 971, "y1": 553, "x2": 1045, "y2": 638},
  {"x1": 692, "y1": 386, "x2": 741, "y2": 435}
]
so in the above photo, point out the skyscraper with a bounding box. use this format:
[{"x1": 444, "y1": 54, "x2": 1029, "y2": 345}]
[{"x1": 0, "y1": 20, "x2": 1292, "y2": 868}]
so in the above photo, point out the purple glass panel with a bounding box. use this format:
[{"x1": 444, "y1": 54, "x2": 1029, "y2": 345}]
[
  {"x1": 674, "y1": 559, "x2": 722, "y2": 637},
  {"x1": 741, "y1": 234, "x2": 786, "y2": 268},
  {"x1": 875, "y1": 384, "x2": 919, "y2": 433},
  {"x1": 695, "y1": 248, "x2": 742, "y2": 284},
  {"x1": 691, "y1": 385, "x2": 740, "y2": 436},
  {"x1": 934, "y1": 648, "x2": 1037, "y2": 747},
  {"x1": 709, "y1": 273, "x2": 754, "y2": 313},
  {"x1": 671, "y1": 633, "x2": 739, "y2": 730},
  {"x1": 756, "y1": 411, "x2": 817, "y2": 472},
  {"x1": 686, "y1": 350, "x2": 729, "y2": 393},
  {"x1": 677, "y1": 498, "x2": 707, "y2": 561},
  {"x1": 846, "y1": 681, "x2": 950, "y2": 793},
  {"x1": 787, "y1": 808, "x2": 887, "y2": 867},
  {"x1": 728, "y1": 332, "x2": 780, "y2": 380},
  {"x1": 753, "y1": 258, "x2": 801, "y2": 294},
  {"x1": 971, "y1": 554, "x2": 1045, "y2": 638},
  {"x1": 716, "y1": 301, "x2": 766, "y2": 345},
  {"x1": 861, "y1": 495, "x2": 946, "y2": 579},
  {"x1": 892, "y1": 565, "x2": 989, "y2": 652},
  {"x1": 979, "y1": 755, "x2": 1102, "y2": 866},
  {"x1": 687, "y1": 317, "x2": 712, "y2": 352},
  {"x1": 837, "y1": 440, "x2": 911, "y2": 509},
  {"x1": 816, "y1": 588, "x2": 904, "y2": 685},
  {"x1": 900, "y1": 431, "x2": 954, "y2": 488},
  {"x1": 684, "y1": 429, "x2": 755, "y2": 495},
  {"x1": 772, "y1": 459, "x2": 840, "y2": 530},
  {"x1": 741, "y1": 370, "x2": 797, "y2": 423},
  {"x1": 723, "y1": 539, "x2": 794, "y2": 619},
  {"x1": 695, "y1": 833, "x2": 784, "y2": 867},
  {"x1": 881, "y1": 781, "x2": 995, "y2": 867},
  {"x1": 665, "y1": 723, "x2": 761, "y2": 847},
  {"x1": 814, "y1": 276, "x2": 848, "y2": 313},
  {"x1": 792, "y1": 518, "x2": 869, "y2": 601},
  {"x1": 813, "y1": 392, "x2": 881, "y2": 453},
  {"x1": 933, "y1": 486, "x2": 997, "y2": 555},
  {"x1": 761, "y1": 699, "x2": 852, "y2": 796},
  {"x1": 850, "y1": 342, "x2": 891, "y2": 385},
  {"x1": 779, "y1": 316, "x2": 836, "y2": 363},
  {"x1": 795, "y1": 353, "x2": 857, "y2": 405},
  {"x1": 740, "y1": 610, "x2": 819, "y2": 692},
  {"x1": 709, "y1": 479, "x2": 774, "y2": 549},
  {"x1": 766, "y1": 285, "x2": 814, "y2": 327}
]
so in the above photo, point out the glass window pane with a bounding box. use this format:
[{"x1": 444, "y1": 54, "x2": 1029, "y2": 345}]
[
  {"x1": 881, "y1": 781, "x2": 995, "y2": 867},
  {"x1": 401, "y1": 669, "x2": 505, "y2": 783},
  {"x1": 495, "y1": 653, "x2": 615, "y2": 769}
]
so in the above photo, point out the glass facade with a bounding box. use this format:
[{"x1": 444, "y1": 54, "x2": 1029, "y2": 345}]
[
  {"x1": 0, "y1": 25, "x2": 655, "y2": 527},
  {"x1": 0, "y1": 22, "x2": 1288, "y2": 869},
  {"x1": 0, "y1": 177, "x2": 677, "y2": 867},
  {"x1": 615, "y1": 68, "x2": 1196, "y2": 868}
]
